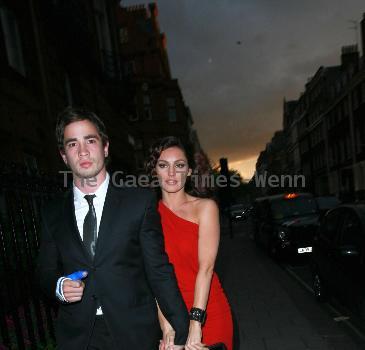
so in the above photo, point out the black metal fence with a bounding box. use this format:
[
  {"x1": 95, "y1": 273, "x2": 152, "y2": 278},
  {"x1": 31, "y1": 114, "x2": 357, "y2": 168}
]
[{"x1": 0, "y1": 163, "x2": 65, "y2": 350}]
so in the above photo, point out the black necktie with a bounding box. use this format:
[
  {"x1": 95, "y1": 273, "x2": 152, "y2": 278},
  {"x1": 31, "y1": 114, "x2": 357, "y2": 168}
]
[{"x1": 83, "y1": 194, "x2": 97, "y2": 258}]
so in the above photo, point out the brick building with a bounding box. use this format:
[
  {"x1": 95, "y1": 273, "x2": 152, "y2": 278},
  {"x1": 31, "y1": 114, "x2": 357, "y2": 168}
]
[{"x1": 116, "y1": 2, "x2": 200, "y2": 170}]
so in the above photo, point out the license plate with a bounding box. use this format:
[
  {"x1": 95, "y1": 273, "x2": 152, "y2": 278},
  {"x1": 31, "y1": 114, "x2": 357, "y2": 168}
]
[{"x1": 298, "y1": 247, "x2": 312, "y2": 253}]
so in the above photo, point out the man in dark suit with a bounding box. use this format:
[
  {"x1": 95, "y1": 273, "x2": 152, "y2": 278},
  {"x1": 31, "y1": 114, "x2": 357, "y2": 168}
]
[{"x1": 36, "y1": 107, "x2": 189, "y2": 349}]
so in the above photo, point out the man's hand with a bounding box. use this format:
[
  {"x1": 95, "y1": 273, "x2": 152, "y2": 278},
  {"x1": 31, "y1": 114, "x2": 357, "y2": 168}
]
[
  {"x1": 62, "y1": 280, "x2": 85, "y2": 303},
  {"x1": 159, "y1": 327, "x2": 175, "y2": 350},
  {"x1": 159, "y1": 326, "x2": 184, "y2": 350}
]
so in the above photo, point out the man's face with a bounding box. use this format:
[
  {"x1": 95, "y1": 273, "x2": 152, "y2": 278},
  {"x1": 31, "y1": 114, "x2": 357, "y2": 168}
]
[{"x1": 60, "y1": 119, "x2": 109, "y2": 181}]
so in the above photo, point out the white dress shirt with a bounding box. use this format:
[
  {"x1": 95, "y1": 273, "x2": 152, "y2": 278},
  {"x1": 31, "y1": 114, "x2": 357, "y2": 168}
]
[
  {"x1": 56, "y1": 173, "x2": 110, "y2": 315},
  {"x1": 73, "y1": 173, "x2": 110, "y2": 240}
]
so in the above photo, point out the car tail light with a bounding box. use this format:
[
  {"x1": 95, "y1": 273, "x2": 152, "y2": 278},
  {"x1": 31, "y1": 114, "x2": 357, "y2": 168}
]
[{"x1": 284, "y1": 193, "x2": 299, "y2": 199}]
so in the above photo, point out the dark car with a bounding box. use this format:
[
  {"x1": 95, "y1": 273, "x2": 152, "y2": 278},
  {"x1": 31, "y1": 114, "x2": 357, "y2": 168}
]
[
  {"x1": 311, "y1": 204, "x2": 365, "y2": 319},
  {"x1": 229, "y1": 203, "x2": 248, "y2": 221},
  {"x1": 253, "y1": 193, "x2": 319, "y2": 259},
  {"x1": 315, "y1": 196, "x2": 341, "y2": 219}
]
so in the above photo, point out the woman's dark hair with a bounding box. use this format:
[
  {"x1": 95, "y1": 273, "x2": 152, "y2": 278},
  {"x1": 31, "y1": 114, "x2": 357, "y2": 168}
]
[
  {"x1": 145, "y1": 136, "x2": 214, "y2": 198},
  {"x1": 55, "y1": 106, "x2": 109, "y2": 152}
]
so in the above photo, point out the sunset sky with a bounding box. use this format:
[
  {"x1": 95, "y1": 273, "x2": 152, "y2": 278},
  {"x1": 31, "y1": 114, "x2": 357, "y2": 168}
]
[{"x1": 122, "y1": 0, "x2": 364, "y2": 180}]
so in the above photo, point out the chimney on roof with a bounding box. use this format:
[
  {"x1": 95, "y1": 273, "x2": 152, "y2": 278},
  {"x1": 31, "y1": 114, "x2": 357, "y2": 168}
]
[
  {"x1": 148, "y1": 2, "x2": 158, "y2": 17},
  {"x1": 341, "y1": 45, "x2": 359, "y2": 70}
]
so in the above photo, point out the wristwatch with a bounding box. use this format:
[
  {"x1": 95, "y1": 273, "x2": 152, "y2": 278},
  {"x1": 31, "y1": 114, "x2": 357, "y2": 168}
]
[{"x1": 189, "y1": 307, "x2": 207, "y2": 324}]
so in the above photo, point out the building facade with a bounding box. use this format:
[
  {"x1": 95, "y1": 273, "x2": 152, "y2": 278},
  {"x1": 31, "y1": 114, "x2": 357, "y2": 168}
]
[
  {"x1": 0, "y1": 0, "x2": 141, "y2": 175},
  {"x1": 0, "y1": 0, "x2": 201, "y2": 176},
  {"x1": 255, "y1": 13, "x2": 365, "y2": 201},
  {"x1": 116, "y1": 3, "x2": 200, "y2": 171},
  {"x1": 261, "y1": 13, "x2": 365, "y2": 201}
]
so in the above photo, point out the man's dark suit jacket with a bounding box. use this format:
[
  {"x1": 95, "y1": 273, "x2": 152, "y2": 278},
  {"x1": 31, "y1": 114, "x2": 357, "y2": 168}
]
[{"x1": 36, "y1": 183, "x2": 189, "y2": 349}]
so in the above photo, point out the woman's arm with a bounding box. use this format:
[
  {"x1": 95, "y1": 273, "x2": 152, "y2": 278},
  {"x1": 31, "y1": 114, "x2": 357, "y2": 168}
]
[{"x1": 186, "y1": 200, "x2": 220, "y2": 349}]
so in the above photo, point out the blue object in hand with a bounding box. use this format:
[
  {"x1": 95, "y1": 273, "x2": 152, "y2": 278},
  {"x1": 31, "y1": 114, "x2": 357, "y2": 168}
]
[{"x1": 67, "y1": 270, "x2": 88, "y2": 281}]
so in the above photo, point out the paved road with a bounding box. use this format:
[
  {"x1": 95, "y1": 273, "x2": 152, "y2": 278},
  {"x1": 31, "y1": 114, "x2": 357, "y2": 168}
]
[{"x1": 216, "y1": 219, "x2": 365, "y2": 350}]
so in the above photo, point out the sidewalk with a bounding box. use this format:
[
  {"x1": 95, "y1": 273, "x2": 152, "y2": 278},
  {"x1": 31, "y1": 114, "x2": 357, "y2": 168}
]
[{"x1": 216, "y1": 223, "x2": 361, "y2": 350}]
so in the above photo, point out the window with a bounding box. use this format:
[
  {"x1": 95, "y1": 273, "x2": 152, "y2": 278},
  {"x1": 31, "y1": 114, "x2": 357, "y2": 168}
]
[
  {"x1": 124, "y1": 61, "x2": 135, "y2": 77},
  {"x1": 362, "y1": 82, "x2": 365, "y2": 103},
  {"x1": 343, "y1": 99, "x2": 349, "y2": 116},
  {"x1": 328, "y1": 148, "x2": 333, "y2": 166},
  {"x1": 339, "y1": 212, "x2": 363, "y2": 249},
  {"x1": 94, "y1": 0, "x2": 114, "y2": 77},
  {"x1": 340, "y1": 139, "x2": 345, "y2": 162},
  {"x1": 0, "y1": 7, "x2": 26, "y2": 75},
  {"x1": 356, "y1": 128, "x2": 361, "y2": 154},
  {"x1": 94, "y1": 0, "x2": 111, "y2": 50},
  {"x1": 321, "y1": 209, "x2": 343, "y2": 242},
  {"x1": 346, "y1": 136, "x2": 352, "y2": 159},
  {"x1": 119, "y1": 28, "x2": 128, "y2": 44},
  {"x1": 134, "y1": 139, "x2": 143, "y2": 150},
  {"x1": 337, "y1": 107, "x2": 342, "y2": 121},
  {"x1": 168, "y1": 109, "x2": 177, "y2": 122},
  {"x1": 24, "y1": 153, "x2": 38, "y2": 175},
  {"x1": 65, "y1": 73, "x2": 73, "y2": 106},
  {"x1": 270, "y1": 197, "x2": 317, "y2": 220},
  {"x1": 167, "y1": 97, "x2": 177, "y2": 122},
  {"x1": 128, "y1": 134, "x2": 135, "y2": 146},
  {"x1": 167, "y1": 97, "x2": 175, "y2": 108},
  {"x1": 144, "y1": 108, "x2": 152, "y2": 120},
  {"x1": 143, "y1": 95, "x2": 150, "y2": 105},
  {"x1": 336, "y1": 81, "x2": 341, "y2": 94},
  {"x1": 135, "y1": 151, "x2": 145, "y2": 170},
  {"x1": 353, "y1": 88, "x2": 359, "y2": 109},
  {"x1": 143, "y1": 95, "x2": 152, "y2": 120},
  {"x1": 128, "y1": 113, "x2": 139, "y2": 122}
]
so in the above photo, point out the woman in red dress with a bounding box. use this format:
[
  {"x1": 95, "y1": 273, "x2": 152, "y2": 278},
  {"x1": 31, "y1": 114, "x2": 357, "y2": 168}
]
[{"x1": 146, "y1": 137, "x2": 233, "y2": 350}]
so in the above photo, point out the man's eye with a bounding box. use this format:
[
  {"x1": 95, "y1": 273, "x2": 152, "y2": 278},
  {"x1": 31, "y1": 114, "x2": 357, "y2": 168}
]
[
  {"x1": 87, "y1": 139, "x2": 96, "y2": 144},
  {"x1": 68, "y1": 143, "x2": 76, "y2": 148}
]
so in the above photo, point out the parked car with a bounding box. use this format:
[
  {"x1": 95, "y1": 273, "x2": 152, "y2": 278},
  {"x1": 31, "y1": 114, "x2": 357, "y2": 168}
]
[
  {"x1": 315, "y1": 196, "x2": 341, "y2": 219},
  {"x1": 310, "y1": 204, "x2": 365, "y2": 319},
  {"x1": 229, "y1": 203, "x2": 248, "y2": 221},
  {"x1": 252, "y1": 193, "x2": 319, "y2": 259}
]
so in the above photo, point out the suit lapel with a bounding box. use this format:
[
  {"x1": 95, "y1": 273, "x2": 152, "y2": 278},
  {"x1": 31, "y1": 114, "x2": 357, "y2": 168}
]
[
  {"x1": 94, "y1": 183, "x2": 121, "y2": 259},
  {"x1": 64, "y1": 189, "x2": 93, "y2": 263}
]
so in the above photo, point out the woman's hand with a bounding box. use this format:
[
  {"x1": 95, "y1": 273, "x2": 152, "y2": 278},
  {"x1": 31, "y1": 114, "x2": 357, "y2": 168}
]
[{"x1": 185, "y1": 321, "x2": 208, "y2": 350}]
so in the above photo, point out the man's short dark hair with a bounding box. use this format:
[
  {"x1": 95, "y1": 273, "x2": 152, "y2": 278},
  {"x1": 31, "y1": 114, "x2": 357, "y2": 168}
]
[{"x1": 55, "y1": 107, "x2": 109, "y2": 152}]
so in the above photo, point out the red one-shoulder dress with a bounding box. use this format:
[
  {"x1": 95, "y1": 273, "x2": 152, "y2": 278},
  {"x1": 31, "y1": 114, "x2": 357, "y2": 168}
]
[{"x1": 158, "y1": 201, "x2": 233, "y2": 350}]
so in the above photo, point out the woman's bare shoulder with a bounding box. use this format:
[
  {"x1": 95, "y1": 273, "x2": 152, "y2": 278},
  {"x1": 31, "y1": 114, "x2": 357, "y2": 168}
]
[{"x1": 188, "y1": 197, "x2": 219, "y2": 217}]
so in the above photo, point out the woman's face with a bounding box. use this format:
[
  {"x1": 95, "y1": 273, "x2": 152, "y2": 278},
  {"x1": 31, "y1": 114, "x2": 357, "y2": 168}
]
[{"x1": 155, "y1": 146, "x2": 192, "y2": 193}]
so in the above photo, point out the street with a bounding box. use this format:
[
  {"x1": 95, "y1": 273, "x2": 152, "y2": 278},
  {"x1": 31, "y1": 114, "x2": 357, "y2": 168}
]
[{"x1": 217, "y1": 219, "x2": 365, "y2": 350}]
